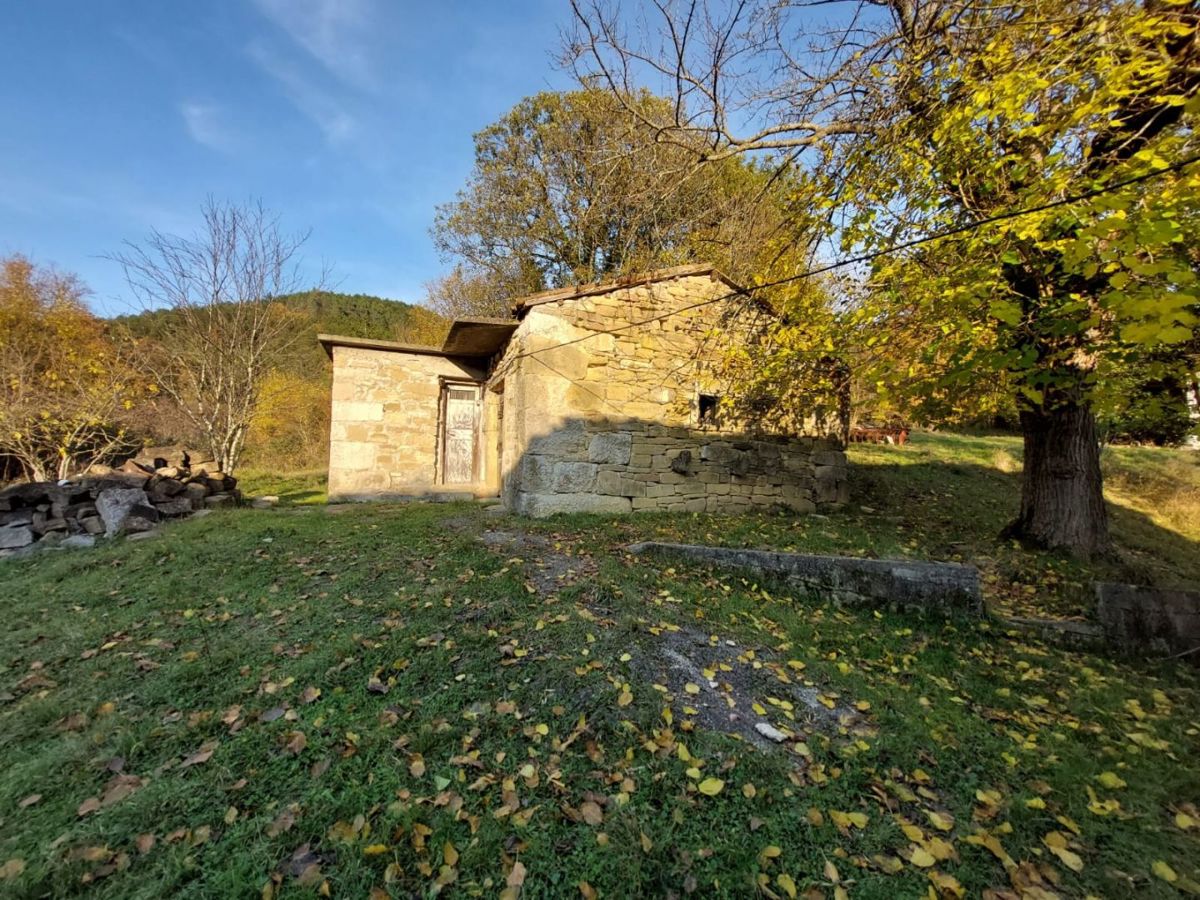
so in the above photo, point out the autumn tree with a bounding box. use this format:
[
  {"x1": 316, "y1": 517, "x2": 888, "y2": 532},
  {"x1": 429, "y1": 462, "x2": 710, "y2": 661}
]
[
  {"x1": 243, "y1": 370, "x2": 331, "y2": 469},
  {"x1": 431, "y1": 88, "x2": 793, "y2": 314},
  {"x1": 0, "y1": 255, "x2": 138, "y2": 481},
  {"x1": 423, "y1": 264, "x2": 512, "y2": 321},
  {"x1": 568, "y1": 0, "x2": 1200, "y2": 556},
  {"x1": 113, "y1": 199, "x2": 322, "y2": 474}
]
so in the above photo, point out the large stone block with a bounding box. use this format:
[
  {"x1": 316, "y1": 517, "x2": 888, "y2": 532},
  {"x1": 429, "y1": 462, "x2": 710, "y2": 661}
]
[
  {"x1": 812, "y1": 449, "x2": 846, "y2": 467},
  {"x1": 1094, "y1": 583, "x2": 1200, "y2": 658},
  {"x1": 518, "y1": 455, "x2": 556, "y2": 493},
  {"x1": 595, "y1": 470, "x2": 645, "y2": 497},
  {"x1": 782, "y1": 496, "x2": 817, "y2": 514},
  {"x1": 154, "y1": 498, "x2": 193, "y2": 517},
  {"x1": 330, "y1": 441, "x2": 378, "y2": 471},
  {"x1": 815, "y1": 479, "x2": 841, "y2": 504},
  {"x1": 0, "y1": 525, "x2": 35, "y2": 550},
  {"x1": 588, "y1": 431, "x2": 633, "y2": 465},
  {"x1": 628, "y1": 542, "x2": 982, "y2": 617},
  {"x1": 526, "y1": 421, "x2": 588, "y2": 458},
  {"x1": 96, "y1": 487, "x2": 154, "y2": 537},
  {"x1": 551, "y1": 461, "x2": 598, "y2": 492},
  {"x1": 516, "y1": 492, "x2": 632, "y2": 517},
  {"x1": 335, "y1": 401, "x2": 384, "y2": 422}
]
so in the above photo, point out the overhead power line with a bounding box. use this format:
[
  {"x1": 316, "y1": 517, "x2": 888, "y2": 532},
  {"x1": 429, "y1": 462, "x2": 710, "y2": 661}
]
[{"x1": 506, "y1": 153, "x2": 1200, "y2": 363}]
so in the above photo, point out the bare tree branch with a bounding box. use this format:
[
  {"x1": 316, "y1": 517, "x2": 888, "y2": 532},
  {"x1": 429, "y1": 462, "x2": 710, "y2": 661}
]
[{"x1": 110, "y1": 199, "x2": 325, "y2": 474}]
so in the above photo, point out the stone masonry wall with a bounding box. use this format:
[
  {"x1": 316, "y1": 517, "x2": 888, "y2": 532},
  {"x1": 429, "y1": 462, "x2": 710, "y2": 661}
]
[
  {"x1": 511, "y1": 420, "x2": 847, "y2": 517},
  {"x1": 491, "y1": 271, "x2": 847, "y2": 517},
  {"x1": 494, "y1": 272, "x2": 774, "y2": 430},
  {"x1": 328, "y1": 345, "x2": 489, "y2": 500}
]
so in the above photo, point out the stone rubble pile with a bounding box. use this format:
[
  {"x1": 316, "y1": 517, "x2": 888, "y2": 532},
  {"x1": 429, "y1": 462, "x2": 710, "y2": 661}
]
[{"x1": 0, "y1": 447, "x2": 240, "y2": 557}]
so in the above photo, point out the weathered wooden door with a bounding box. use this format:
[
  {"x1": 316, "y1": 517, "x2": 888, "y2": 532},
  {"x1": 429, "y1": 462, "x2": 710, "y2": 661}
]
[{"x1": 441, "y1": 384, "x2": 480, "y2": 484}]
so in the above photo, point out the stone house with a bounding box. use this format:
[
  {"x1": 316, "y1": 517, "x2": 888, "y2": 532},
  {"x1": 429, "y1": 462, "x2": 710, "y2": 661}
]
[{"x1": 319, "y1": 264, "x2": 848, "y2": 516}]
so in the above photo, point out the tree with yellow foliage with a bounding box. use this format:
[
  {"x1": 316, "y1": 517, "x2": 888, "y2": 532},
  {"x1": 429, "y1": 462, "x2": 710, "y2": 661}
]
[
  {"x1": 0, "y1": 255, "x2": 138, "y2": 481},
  {"x1": 570, "y1": 0, "x2": 1199, "y2": 556}
]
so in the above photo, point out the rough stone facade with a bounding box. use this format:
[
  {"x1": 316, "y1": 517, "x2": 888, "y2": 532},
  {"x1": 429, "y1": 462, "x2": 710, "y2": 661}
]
[
  {"x1": 322, "y1": 266, "x2": 848, "y2": 515},
  {"x1": 494, "y1": 272, "x2": 771, "y2": 430},
  {"x1": 491, "y1": 270, "x2": 847, "y2": 516},
  {"x1": 510, "y1": 421, "x2": 846, "y2": 517},
  {"x1": 327, "y1": 344, "x2": 493, "y2": 500}
]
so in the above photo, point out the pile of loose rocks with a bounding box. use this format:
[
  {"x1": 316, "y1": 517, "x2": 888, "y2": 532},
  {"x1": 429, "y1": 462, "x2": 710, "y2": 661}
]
[{"x1": 0, "y1": 447, "x2": 241, "y2": 558}]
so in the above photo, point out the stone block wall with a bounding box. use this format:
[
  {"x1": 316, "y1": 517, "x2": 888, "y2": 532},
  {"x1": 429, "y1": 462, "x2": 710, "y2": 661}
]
[
  {"x1": 493, "y1": 270, "x2": 848, "y2": 516},
  {"x1": 494, "y1": 272, "x2": 773, "y2": 429},
  {"x1": 510, "y1": 420, "x2": 847, "y2": 517},
  {"x1": 628, "y1": 542, "x2": 983, "y2": 616},
  {"x1": 328, "y1": 345, "x2": 491, "y2": 500}
]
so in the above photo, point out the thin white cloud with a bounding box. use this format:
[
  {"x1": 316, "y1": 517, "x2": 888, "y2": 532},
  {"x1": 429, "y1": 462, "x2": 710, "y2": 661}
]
[
  {"x1": 251, "y1": 0, "x2": 376, "y2": 90},
  {"x1": 0, "y1": 172, "x2": 195, "y2": 234},
  {"x1": 247, "y1": 41, "x2": 357, "y2": 144},
  {"x1": 180, "y1": 101, "x2": 235, "y2": 152}
]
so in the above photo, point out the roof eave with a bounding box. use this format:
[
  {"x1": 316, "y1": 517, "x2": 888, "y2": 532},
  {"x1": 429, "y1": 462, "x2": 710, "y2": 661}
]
[
  {"x1": 317, "y1": 333, "x2": 457, "y2": 359},
  {"x1": 439, "y1": 318, "x2": 519, "y2": 356}
]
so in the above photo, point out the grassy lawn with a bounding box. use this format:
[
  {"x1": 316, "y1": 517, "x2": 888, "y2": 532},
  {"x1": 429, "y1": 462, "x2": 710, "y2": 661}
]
[
  {"x1": 1, "y1": 433, "x2": 1197, "y2": 898},
  {"x1": 578, "y1": 431, "x2": 1199, "y2": 620},
  {"x1": 236, "y1": 469, "x2": 328, "y2": 507}
]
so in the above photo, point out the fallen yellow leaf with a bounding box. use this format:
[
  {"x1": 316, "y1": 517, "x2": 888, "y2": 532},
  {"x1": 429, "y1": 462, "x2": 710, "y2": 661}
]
[
  {"x1": 1152, "y1": 860, "x2": 1178, "y2": 883},
  {"x1": 824, "y1": 859, "x2": 841, "y2": 883},
  {"x1": 910, "y1": 846, "x2": 937, "y2": 868},
  {"x1": 507, "y1": 860, "x2": 527, "y2": 888},
  {"x1": 929, "y1": 870, "x2": 964, "y2": 897},
  {"x1": 697, "y1": 777, "x2": 725, "y2": 797},
  {"x1": 830, "y1": 810, "x2": 869, "y2": 830},
  {"x1": 926, "y1": 810, "x2": 954, "y2": 832},
  {"x1": 1042, "y1": 831, "x2": 1083, "y2": 873}
]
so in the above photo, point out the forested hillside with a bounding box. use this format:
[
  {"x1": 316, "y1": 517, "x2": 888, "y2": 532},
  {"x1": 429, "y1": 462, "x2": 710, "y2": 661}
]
[
  {"x1": 109, "y1": 291, "x2": 447, "y2": 468},
  {"x1": 115, "y1": 290, "x2": 447, "y2": 371}
]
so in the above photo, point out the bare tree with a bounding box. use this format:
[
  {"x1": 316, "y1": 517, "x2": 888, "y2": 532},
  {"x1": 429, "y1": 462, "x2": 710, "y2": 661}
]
[
  {"x1": 112, "y1": 199, "x2": 323, "y2": 474},
  {"x1": 562, "y1": 1, "x2": 876, "y2": 162}
]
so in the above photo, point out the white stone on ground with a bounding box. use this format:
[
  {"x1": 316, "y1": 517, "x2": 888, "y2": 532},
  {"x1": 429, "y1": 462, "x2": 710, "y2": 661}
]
[{"x1": 755, "y1": 722, "x2": 789, "y2": 743}]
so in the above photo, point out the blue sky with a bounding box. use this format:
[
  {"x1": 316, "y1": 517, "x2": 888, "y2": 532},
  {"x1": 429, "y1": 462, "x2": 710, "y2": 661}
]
[{"x1": 0, "y1": 0, "x2": 572, "y2": 315}]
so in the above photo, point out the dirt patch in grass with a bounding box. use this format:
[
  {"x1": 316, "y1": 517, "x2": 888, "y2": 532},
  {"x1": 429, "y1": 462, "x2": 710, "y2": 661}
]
[
  {"x1": 479, "y1": 529, "x2": 597, "y2": 596},
  {"x1": 480, "y1": 527, "x2": 865, "y2": 752},
  {"x1": 627, "y1": 623, "x2": 866, "y2": 752}
]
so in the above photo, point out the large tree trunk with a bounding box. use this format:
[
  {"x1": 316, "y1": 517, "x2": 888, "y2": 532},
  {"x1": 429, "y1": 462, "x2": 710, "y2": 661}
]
[{"x1": 1005, "y1": 401, "x2": 1111, "y2": 558}]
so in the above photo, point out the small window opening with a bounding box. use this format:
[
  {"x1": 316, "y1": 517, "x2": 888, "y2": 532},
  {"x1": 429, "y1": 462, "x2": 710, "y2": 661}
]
[{"x1": 698, "y1": 394, "x2": 720, "y2": 425}]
